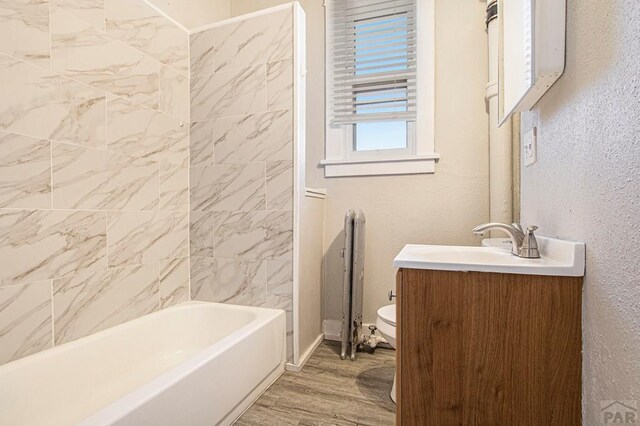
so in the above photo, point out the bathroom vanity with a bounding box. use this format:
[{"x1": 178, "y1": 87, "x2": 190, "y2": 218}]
[{"x1": 393, "y1": 240, "x2": 585, "y2": 425}]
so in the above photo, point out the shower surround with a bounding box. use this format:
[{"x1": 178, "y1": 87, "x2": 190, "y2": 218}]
[
  {"x1": 188, "y1": 6, "x2": 299, "y2": 360},
  {"x1": 0, "y1": 0, "x2": 306, "y2": 368},
  {"x1": 0, "y1": 0, "x2": 190, "y2": 365}
]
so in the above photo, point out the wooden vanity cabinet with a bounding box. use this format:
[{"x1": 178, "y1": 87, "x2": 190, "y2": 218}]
[{"x1": 396, "y1": 268, "x2": 582, "y2": 425}]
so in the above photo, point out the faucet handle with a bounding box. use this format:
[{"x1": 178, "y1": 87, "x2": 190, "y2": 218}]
[{"x1": 519, "y1": 225, "x2": 540, "y2": 258}]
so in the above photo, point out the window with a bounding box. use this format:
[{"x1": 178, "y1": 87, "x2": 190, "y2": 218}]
[
  {"x1": 355, "y1": 121, "x2": 407, "y2": 151},
  {"x1": 323, "y1": 0, "x2": 437, "y2": 177}
]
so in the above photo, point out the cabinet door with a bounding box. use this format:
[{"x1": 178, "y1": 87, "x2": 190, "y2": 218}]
[
  {"x1": 397, "y1": 268, "x2": 466, "y2": 425},
  {"x1": 397, "y1": 268, "x2": 582, "y2": 425}
]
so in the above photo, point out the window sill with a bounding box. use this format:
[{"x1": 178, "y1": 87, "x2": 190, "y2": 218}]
[{"x1": 320, "y1": 154, "x2": 440, "y2": 177}]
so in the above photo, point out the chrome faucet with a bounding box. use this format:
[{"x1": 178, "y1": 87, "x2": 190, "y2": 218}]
[{"x1": 472, "y1": 222, "x2": 541, "y2": 258}]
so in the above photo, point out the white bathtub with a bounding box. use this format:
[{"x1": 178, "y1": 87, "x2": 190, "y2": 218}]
[{"x1": 0, "y1": 302, "x2": 286, "y2": 426}]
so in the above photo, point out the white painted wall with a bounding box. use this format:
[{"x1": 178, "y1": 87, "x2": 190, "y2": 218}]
[
  {"x1": 147, "y1": 0, "x2": 230, "y2": 29},
  {"x1": 518, "y1": 0, "x2": 640, "y2": 421},
  {"x1": 297, "y1": 194, "x2": 325, "y2": 358},
  {"x1": 231, "y1": 0, "x2": 490, "y2": 325}
]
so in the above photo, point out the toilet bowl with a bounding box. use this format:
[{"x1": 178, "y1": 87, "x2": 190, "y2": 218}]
[{"x1": 376, "y1": 304, "x2": 397, "y2": 403}]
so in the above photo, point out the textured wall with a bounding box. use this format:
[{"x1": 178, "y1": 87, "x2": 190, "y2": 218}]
[
  {"x1": 188, "y1": 7, "x2": 296, "y2": 359},
  {"x1": 519, "y1": 0, "x2": 640, "y2": 421},
  {"x1": 232, "y1": 0, "x2": 490, "y2": 325},
  {"x1": 0, "y1": 0, "x2": 190, "y2": 365}
]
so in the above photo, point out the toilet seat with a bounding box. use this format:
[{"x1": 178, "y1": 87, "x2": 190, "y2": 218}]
[
  {"x1": 377, "y1": 304, "x2": 396, "y2": 327},
  {"x1": 375, "y1": 303, "x2": 398, "y2": 404},
  {"x1": 376, "y1": 304, "x2": 396, "y2": 349}
]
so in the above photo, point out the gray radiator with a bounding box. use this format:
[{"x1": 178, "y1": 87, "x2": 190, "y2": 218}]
[{"x1": 340, "y1": 210, "x2": 366, "y2": 360}]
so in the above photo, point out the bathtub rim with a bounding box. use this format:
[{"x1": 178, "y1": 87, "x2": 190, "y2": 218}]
[{"x1": 0, "y1": 301, "x2": 283, "y2": 373}]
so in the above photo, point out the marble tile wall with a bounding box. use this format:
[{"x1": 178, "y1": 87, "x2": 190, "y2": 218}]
[
  {"x1": 0, "y1": 0, "x2": 190, "y2": 365},
  {"x1": 189, "y1": 7, "x2": 295, "y2": 360}
]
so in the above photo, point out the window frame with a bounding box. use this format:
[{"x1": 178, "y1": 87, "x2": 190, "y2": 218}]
[{"x1": 322, "y1": 0, "x2": 438, "y2": 177}]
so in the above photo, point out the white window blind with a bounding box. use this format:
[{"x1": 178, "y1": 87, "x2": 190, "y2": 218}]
[{"x1": 331, "y1": 0, "x2": 417, "y2": 125}]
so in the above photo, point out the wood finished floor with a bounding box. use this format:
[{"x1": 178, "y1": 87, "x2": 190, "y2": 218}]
[{"x1": 235, "y1": 341, "x2": 396, "y2": 425}]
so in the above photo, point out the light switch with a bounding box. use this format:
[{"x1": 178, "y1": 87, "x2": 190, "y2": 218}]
[{"x1": 523, "y1": 127, "x2": 537, "y2": 167}]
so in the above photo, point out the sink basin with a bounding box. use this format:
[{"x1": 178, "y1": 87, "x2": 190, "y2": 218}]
[
  {"x1": 481, "y1": 237, "x2": 512, "y2": 249},
  {"x1": 393, "y1": 236, "x2": 585, "y2": 277}
]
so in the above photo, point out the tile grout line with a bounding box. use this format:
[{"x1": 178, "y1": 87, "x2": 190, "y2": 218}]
[
  {"x1": 49, "y1": 140, "x2": 54, "y2": 209},
  {"x1": 48, "y1": 0, "x2": 52, "y2": 74},
  {"x1": 105, "y1": 213, "x2": 110, "y2": 276},
  {"x1": 0, "y1": 206, "x2": 189, "y2": 213},
  {"x1": 50, "y1": 279, "x2": 55, "y2": 349},
  {"x1": 187, "y1": 29, "x2": 192, "y2": 302},
  {"x1": 48, "y1": 0, "x2": 54, "y2": 217},
  {"x1": 104, "y1": 87, "x2": 109, "y2": 152},
  {"x1": 157, "y1": 261, "x2": 162, "y2": 310}
]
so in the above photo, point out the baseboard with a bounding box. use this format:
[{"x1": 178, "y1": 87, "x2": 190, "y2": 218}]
[{"x1": 285, "y1": 333, "x2": 324, "y2": 372}]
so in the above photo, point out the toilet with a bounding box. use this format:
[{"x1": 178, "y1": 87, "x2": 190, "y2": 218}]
[{"x1": 376, "y1": 304, "x2": 397, "y2": 403}]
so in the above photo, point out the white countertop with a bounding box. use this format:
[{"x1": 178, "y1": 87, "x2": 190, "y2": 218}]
[{"x1": 393, "y1": 236, "x2": 585, "y2": 277}]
